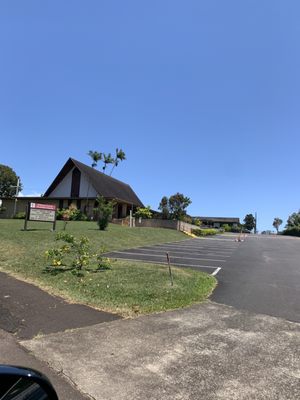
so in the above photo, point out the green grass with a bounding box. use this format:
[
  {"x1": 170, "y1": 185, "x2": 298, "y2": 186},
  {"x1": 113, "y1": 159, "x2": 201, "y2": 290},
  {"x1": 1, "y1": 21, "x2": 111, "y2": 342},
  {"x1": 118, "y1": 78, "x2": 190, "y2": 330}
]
[{"x1": 0, "y1": 219, "x2": 217, "y2": 316}]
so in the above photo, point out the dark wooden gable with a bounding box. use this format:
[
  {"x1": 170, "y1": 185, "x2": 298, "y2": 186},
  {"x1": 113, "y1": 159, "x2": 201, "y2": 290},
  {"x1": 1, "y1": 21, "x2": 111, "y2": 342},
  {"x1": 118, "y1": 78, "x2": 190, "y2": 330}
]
[{"x1": 71, "y1": 167, "x2": 81, "y2": 197}]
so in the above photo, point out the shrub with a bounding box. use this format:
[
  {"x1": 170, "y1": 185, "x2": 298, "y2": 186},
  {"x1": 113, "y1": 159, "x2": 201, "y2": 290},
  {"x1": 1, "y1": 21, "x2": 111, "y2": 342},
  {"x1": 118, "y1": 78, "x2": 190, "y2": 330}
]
[
  {"x1": 282, "y1": 227, "x2": 300, "y2": 237},
  {"x1": 94, "y1": 195, "x2": 115, "y2": 230},
  {"x1": 193, "y1": 218, "x2": 202, "y2": 227},
  {"x1": 45, "y1": 232, "x2": 112, "y2": 272},
  {"x1": 191, "y1": 228, "x2": 218, "y2": 236},
  {"x1": 56, "y1": 207, "x2": 87, "y2": 221},
  {"x1": 135, "y1": 206, "x2": 153, "y2": 219},
  {"x1": 13, "y1": 211, "x2": 26, "y2": 219},
  {"x1": 222, "y1": 224, "x2": 231, "y2": 232}
]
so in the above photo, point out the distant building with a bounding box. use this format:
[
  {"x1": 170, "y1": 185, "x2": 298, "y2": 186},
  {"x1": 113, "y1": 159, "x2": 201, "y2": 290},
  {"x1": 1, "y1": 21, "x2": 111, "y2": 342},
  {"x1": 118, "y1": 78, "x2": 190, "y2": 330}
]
[
  {"x1": 196, "y1": 216, "x2": 240, "y2": 229},
  {"x1": 0, "y1": 158, "x2": 143, "y2": 219}
]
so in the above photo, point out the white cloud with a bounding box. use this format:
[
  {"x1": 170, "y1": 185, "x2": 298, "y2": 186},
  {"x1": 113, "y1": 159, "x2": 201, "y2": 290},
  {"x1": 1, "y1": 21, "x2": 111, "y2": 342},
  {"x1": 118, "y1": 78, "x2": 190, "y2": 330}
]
[{"x1": 18, "y1": 192, "x2": 42, "y2": 197}]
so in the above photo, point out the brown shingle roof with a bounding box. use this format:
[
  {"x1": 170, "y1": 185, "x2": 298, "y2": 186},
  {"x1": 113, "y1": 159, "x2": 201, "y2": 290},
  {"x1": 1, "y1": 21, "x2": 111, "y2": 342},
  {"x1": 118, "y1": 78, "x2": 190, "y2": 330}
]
[{"x1": 44, "y1": 158, "x2": 144, "y2": 207}]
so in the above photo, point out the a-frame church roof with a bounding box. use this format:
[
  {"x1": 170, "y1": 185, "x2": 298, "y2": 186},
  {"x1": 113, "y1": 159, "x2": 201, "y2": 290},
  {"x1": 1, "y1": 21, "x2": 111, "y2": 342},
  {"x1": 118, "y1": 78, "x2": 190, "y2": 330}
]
[{"x1": 44, "y1": 158, "x2": 144, "y2": 207}]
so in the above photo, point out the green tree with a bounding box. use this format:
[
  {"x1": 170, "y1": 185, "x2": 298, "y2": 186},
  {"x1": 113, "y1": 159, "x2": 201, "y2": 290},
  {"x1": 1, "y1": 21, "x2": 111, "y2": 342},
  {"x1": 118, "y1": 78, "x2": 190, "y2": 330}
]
[
  {"x1": 286, "y1": 211, "x2": 300, "y2": 228},
  {"x1": 158, "y1": 196, "x2": 169, "y2": 219},
  {"x1": 110, "y1": 148, "x2": 126, "y2": 176},
  {"x1": 159, "y1": 193, "x2": 192, "y2": 221},
  {"x1": 94, "y1": 195, "x2": 115, "y2": 230},
  {"x1": 88, "y1": 150, "x2": 102, "y2": 168},
  {"x1": 0, "y1": 164, "x2": 22, "y2": 197},
  {"x1": 243, "y1": 214, "x2": 256, "y2": 231},
  {"x1": 88, "y1": 148, "x2": 126, "y2": 175},
  {"x1": 135, "y1": 206, "x2": 153, "y2": 219},
  {"x1": 272, "y1": 217, "x2": 283, "y2": 233},
  {"x1": 102, "y1": 153, "x2": 114, "y2": 174},
  {"x1": 169, "y1": 193, "x2": 192, "y2": 220}
]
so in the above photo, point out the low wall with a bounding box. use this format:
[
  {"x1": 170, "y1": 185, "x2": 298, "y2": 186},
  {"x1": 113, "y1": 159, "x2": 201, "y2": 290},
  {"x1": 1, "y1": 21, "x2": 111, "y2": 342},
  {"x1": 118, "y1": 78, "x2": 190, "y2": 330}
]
[
  {"x1": 178, "y1": 221, "x2": 199, "y2": 234},
  {"x1": 134, "y1": 218, "x2": 179, "y2": 230}
]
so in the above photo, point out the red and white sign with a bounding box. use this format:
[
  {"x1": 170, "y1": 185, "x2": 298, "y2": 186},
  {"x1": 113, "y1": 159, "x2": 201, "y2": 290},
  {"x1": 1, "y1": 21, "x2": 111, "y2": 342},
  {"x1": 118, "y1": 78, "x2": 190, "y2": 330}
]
[
  {"x1": 29, "y1": 203, "x2": 56, "y2": 222},
  {"x1": 30, "y1": 203, "x2": 56, "y2": 211}
]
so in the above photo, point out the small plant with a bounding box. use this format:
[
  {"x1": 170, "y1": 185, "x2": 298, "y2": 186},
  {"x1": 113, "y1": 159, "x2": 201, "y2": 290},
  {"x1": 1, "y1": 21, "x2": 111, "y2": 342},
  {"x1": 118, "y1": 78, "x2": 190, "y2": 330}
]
[
  {"x1": 45, "y1": 247, "x2": 67, "y2": 266},
  {"x1": 56, "y1": 204, "x2": 78, "y2": 230},
  {"x1": 97, "y1": 254, "x2": 112, "y2": 270},
  {"x1": 94, "y1": 195, "x2": 115, "y2": 230},
  {"x1": 13, "y1": 211, "x2": 26, "y2": 219},
  {"x1": 71, "y1": 236, "x2": 90, "y2": 270},
  {"x1": 45, "y1": 233, "x2": 112, "y2": 273}
]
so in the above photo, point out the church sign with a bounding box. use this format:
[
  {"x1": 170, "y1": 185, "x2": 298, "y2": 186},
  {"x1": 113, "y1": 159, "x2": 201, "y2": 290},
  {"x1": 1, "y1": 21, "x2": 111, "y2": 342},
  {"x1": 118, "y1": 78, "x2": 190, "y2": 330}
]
[{"x1": 24, "y1": 202, "x2": 57, "y2": 230}]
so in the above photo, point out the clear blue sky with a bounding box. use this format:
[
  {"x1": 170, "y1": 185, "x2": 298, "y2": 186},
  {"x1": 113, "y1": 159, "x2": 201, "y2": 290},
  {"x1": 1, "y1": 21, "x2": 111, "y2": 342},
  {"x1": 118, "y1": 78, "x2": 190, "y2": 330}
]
[{"x1": 1, "y1": 1, "x2": 299, "y2": 231}]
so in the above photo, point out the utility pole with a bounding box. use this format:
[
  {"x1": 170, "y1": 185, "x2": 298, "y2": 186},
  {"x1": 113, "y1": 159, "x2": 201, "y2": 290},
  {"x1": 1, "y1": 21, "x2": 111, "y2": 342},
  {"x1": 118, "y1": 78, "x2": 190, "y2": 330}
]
[
  {"x1": 12, "y1": 178, "x2": 20, "y2": 217},
  {"x1": 254, "y1": 212, "x2": 257, "y2": 234}
]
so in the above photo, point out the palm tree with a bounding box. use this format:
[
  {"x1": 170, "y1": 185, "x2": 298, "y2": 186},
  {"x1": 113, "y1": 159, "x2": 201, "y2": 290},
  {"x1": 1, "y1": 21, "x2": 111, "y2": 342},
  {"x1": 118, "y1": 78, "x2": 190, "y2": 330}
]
[
  {"x1": 102, "y1": 153, "x2": 114, "y2": 174},
  {"x1": 110, "y1": 148, "x2": 126, "y2": 176},
  {"x1": 86, "y1": 151, "x2": 103, "y2": 214},
  {"x1": 88, "y1": 150, "x2": 102, "y2": 168},
  {"x1": 272, "y1": 217, "x2": 283, "y2": 234}
]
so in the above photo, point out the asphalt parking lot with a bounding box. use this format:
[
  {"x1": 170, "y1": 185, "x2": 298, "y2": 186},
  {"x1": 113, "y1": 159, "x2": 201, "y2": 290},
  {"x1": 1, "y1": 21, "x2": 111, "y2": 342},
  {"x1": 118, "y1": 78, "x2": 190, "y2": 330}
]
[
  {"x1": 105, "y1": 235, "x2": 241, "y2": 276},
  {"x1": 106, "y1": 234, "x2": 300, "y2": 322}
]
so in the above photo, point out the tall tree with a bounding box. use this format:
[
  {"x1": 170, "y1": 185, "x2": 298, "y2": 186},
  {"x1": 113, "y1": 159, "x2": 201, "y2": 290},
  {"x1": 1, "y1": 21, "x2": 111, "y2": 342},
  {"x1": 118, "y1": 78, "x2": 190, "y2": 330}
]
[
  {"x1": 243, "y1": 214, "x2": 256, "y2": 231},
  {"x1": 88, "y1": 150, "x2": 102, "y2": 168},
  {"x1": 88, "y1": 148, "x2": 126, "y2": 175},
  {"x1": 110, "y1": 148, "x2": 126, "y2": 176},
  {"x1": 102, "y1": 153, "x2": 114, "y2": 174},
  {"x1": 158, "y1": 196, "x2": 170, "y2": 219},
  {"x1": 272, "y1": 217, "x2": 283, "y2": 233},
  {"x1": 286, "y1": 211, "x2": 300, "y2": 228},
  {"x1": 169, "y1": 193, "x2": 192, "y2": 220},
  {"x1": 159, "y1": 193, "x2": 192, "y2": 220},
  {"x1": 0, "y1": 165, "x2": 22, "y2": 197}
]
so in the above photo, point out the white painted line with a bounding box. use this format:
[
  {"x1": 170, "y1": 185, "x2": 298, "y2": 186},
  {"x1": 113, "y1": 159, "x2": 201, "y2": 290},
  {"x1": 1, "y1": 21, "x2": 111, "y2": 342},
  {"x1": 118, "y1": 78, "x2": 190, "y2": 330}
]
[
  {"x1": 211, "y1": 267, "x2": 221, "y2": 276},
  {"x1": 196, "y1": 237, "x2": 239, "y2": 242},
  {"x1": 155, "y1": 241, "x2": 237, "y2": 247},
  {"x1": 110, "y1": 257, "x2": 218, "y2": 269},
  {"x1": 112, "y1": 251, "x2": 226, "y2": 262},
  {"x1": 127, "y1": 248, "x2": 232, "y2": 257},
  {"x1": 150, "y1": 244, "x2": 236, "y2": 251}
]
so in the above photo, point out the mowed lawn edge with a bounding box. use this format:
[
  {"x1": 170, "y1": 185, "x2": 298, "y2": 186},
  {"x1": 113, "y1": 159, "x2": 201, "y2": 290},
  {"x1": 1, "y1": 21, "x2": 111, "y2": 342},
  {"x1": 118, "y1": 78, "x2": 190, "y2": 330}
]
[{"x1": 0, "y1": 220, "x2": 217, "y2": 316}]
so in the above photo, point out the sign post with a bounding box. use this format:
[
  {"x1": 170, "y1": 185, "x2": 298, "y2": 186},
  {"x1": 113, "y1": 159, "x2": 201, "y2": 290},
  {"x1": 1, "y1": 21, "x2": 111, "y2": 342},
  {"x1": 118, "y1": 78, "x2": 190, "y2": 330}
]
[{"x1": 24, "y1": 202, "x2": 57, "y2": 231}]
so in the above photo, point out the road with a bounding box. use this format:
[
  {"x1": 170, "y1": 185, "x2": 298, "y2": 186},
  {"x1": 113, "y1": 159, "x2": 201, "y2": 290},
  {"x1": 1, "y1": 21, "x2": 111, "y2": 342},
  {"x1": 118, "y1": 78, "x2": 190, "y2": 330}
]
[{"x1": 212, "y1": 234, "x2": 300, "y2": 322}]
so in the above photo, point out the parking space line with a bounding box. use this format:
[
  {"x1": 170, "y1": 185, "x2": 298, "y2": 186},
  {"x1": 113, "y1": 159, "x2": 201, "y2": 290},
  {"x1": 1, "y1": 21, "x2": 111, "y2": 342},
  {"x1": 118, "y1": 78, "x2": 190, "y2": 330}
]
[
  {"x1": 211, "y1": 267, "x2": 221, "y2": 276},
  {"x1": 149, "y1": 244, "x2": 236, "y2": 251},
  {"x1": 111, "y1": 251, "x2": 227, "y2": 262},
  {"x1": 110, "y1": 257, "x2": 219, "y2": 270},
  {"x1": 125, "y1": 248, "x2": 232, "y2": 257}
]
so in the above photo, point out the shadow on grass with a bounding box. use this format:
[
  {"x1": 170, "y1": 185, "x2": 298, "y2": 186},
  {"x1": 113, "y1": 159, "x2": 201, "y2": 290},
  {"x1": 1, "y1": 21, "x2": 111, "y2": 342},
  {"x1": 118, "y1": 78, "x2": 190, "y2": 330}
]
[
  {"x1": 42, "y1": 265, "x2": 111, "y2": 276},
  {"x1": 21, "y1": 228, "x2": 54, "y2": 232}
]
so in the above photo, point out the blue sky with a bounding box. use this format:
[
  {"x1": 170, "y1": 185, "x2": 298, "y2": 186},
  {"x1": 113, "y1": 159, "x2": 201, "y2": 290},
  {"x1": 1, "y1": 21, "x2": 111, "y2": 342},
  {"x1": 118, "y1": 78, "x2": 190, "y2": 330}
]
[{"x1": 1, "y1": 1, "x2": 299, "y2": 231}]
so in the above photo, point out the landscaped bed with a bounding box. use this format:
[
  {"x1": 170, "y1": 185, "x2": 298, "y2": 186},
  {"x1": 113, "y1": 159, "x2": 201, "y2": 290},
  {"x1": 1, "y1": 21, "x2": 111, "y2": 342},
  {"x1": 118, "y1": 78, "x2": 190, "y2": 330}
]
[{"x1": 0, "y1": 219, "x2": 217, "y2": 316}]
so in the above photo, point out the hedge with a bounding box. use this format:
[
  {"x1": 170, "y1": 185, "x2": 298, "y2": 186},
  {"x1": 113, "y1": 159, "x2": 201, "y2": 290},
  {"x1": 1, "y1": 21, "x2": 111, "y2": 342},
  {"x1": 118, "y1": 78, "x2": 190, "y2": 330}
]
[{"x1": 191, "y1": 228, "x2": 218, "y2": 236}]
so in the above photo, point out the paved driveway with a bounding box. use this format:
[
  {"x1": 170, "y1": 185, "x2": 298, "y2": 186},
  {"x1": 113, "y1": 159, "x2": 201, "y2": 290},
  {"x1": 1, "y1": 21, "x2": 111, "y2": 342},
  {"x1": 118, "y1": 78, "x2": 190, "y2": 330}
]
[
  {"x1": 105, "y1": 235, "x2": 241, "y2": 276},
  {"x1": 22, "y1": 301, "x2": 300, "y2": 400}
]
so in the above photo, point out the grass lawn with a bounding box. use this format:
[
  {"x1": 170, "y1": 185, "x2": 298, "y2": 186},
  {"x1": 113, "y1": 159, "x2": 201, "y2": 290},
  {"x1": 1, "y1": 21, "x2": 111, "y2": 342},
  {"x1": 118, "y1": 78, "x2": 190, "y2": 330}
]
[{"x1": 0, "y1": 219, "x2": 217, "y2": 316}]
